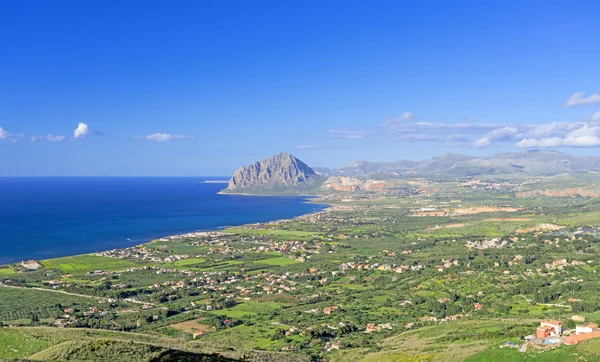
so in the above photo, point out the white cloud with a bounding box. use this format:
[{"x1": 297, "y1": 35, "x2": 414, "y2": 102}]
[
  {"x1": 591, "y1": 111, "x2": 600, "y2": 122},
  {"x1": 471, "y1": 127, "x2": 518, "y2": 148},
  {"x1": 296, "y1": 145, "x2": 320, "y2": 149},
  {"x1": 73, "y1": 122, "x2": 98, "y2": 139},
  {"x1": 386, "y1": 121, "x2": 504, "y2": 133},
  {"x1": 523, "y1": 122, "x2": 582, "y2": 139},
  {"x1": 31, "y1": 134, "x2": 66, "y2": 143},
  {"x1": 136, "y1": 133, "x2": 195, "y2": 141},
  {"x1": 388, "y1": 112, "x2": 417, "y2": 123},
  {"x1": 516, "y1": 124, "x2": 600, "y2": 148},
  {"x1": 0, "y1": 128, "x2": 23, "y2": 143},
  {"x1": 327, "y1": 129, "x2": 369, "y2": 140},
  {"x1": 565, "y1": 92, "x2": 600, "y2": 107},
  {"x1": 397, "y1": 134, "x2": 466, "y2": 142}
]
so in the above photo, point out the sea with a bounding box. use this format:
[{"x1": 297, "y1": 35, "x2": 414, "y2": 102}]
[{"x1": 0, "y1": 177, "x2": 328, "y2": 265}]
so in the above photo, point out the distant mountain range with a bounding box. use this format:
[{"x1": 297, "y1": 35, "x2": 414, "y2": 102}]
[
  {"x1": 314, "y1": 150, "x2": 600, "y2": 177},
  {"x1": 223, "y1": 150, "x2": 600, "y2": 194}
]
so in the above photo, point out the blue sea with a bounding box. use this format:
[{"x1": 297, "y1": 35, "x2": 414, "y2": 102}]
[{"x1": 0, "y1": 177, "x2": 327, "y2": 265}]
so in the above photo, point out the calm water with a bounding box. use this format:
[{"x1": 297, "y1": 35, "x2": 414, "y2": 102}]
[{"x1": 0, "y1": 177, "x2": 327, "y2": 265}]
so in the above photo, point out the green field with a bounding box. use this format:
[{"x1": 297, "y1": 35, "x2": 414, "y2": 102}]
[
  {"x1": 0, "y1": 267, "x2": 17, "y2": 275},
  {"x1": 0, "y1": 329, "x2": 51, "y2": 360},
  {"x1": 170, "y1": 257, "x2": 207, "y2": 266},
  {"x1": 211, "y1": 301, "x2": 282, "y2": 318},
  {"x1": 41, "y1": 255, "x2": 139, "y2": 273},
  {"x1": 256, "y1": 256, "x2": 301, "y2": 266}
]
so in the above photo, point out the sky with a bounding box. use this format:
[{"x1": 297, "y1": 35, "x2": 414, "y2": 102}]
[{"x1": 1, "y1": 0, "x2": 600, "y2": 176}]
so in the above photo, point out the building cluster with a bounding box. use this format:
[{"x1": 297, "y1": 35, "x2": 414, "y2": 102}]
[
  {"x1": 338, "y1": 261, "x2": 425, "y2": 273},
  {"x1": 465, "y1": 238, "x2": 512, "y2": 250},
  {"x1": 544, "y1": 258, "x2": 586, "y2": 270},
  {"x1": 525, "y1": 319, "x2": 600, "y2": 348}
]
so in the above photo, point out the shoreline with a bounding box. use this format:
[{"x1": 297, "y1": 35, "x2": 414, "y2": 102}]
[{"x1": 0, "y1": 194, "x2": 333, "y2": 268}]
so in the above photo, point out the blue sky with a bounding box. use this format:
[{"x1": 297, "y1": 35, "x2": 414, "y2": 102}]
[{"x1": 1, "y1": 1, "x2": 599, "y2": 176}]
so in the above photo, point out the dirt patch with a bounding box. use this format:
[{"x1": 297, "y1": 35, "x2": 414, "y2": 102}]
[
  {"x1": 516, "y1": 224, "x2": 565, "y2": 233},
  {"x1": 170, "y1": 318, "x2": 213, "y2": 335},
  {"x1": 427, "y1": 223, "x2": 465, "y2": 230},
  {"x1": 413, "y1": 207, "x2": 522, "y2": 217},
  {"x1": 452, "y1": 207, "x2": 522, "y2": 215}
]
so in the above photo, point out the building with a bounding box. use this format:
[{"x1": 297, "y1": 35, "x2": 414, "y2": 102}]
[
  {"x1": 541, "y1": 320, "x2": 562, "y2": 335},
  {"x1": 576, "y1": 322, "x2": 599, "y2": 335},
  {"x1": 566, "y1": 330, "x2": 600, "y2": 345},
  {"x1": 536, "y1": 320, "x2": 562, "y2": 338},
  {"x1": 21, "y1": 260, "x2": 43, "y2": 270}
]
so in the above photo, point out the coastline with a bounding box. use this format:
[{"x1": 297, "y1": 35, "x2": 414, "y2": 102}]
[{"x1": 1, "y1": 194, "x2": 333, "y2": 268}]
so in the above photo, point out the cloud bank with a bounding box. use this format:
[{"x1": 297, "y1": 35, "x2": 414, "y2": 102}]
[
  {"x1": 326, "y1": 129, "x2": 369, "y2": 140},
  {"x1": 472, "y1": 127, "x2": 518, "y2": 148},
  {"x1": 0, "y1": 127, "x2": 23, "y2": 143},
  {"x1": 388, "y1": 112, "x2": 417, "y2": 123},
  {"x1": 136, "y1": 133, "x2": 195, "y2": 141},
  {"x1": 31, "y1": 134, "x2": 66, "y2": 143},
  {"x1": 517, "y1": 124, "x2": 600, "y2": 148}
]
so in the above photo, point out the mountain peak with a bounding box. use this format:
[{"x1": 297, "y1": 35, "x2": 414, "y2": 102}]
[{"x1": 223, "y1": 152, "x2": 321, "y2": 193}]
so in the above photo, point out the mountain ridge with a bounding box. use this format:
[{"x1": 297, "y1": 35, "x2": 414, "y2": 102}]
[
  {"x1": 223, "y1": 150, "x2": 600, "y2": 195},
  {"x1": 321, "y1": 150, "x2": 600, "y2": 177}
]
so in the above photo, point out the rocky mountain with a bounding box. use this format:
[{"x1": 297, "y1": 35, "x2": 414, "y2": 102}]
[{"x1": 222, "y1": 152, "x2": 323, "y2": 194}]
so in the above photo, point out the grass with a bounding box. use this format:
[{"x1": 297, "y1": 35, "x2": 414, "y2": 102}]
[
  {"x1": 201, "y1": 324, "x2": 285, "y2": 351},
  {"x1": 0, "y1": 267, "x2": 17, "y2": 275},
  {"x1": 170, "y1": 257, "x2": 207, "y2": 267},
  {"x1": 256, "y1": 256, "x2": 301, "y2": 266},
  {"x1": 210, "y1": 301, "x2": 282, "y2": 318},
  {"x1": 557, "y1": 211, "x2": 600, "y2": 227},
  {"x1": 464, "y1": 343, "x2": 600, "y2": 362},
  {"x1": 0, "y1": 327, "x2": 245, "y2": 361},
  {"x1": 41, "y1": 255, "x2": 139, "y2": 273},
  {"x1": 0, "y1": 329, "x2": 51, "y2": 360},
  {"x1": 338, "y1": 319, "x2": 541, "y2": 362}
]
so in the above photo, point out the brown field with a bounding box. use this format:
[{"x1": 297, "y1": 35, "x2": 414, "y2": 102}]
[
  {"x1": 170, "y1": 318, "x2": 213, "y2": 335},
  {"x1": 427, "y1": 223, "x2": 465, "y2": 230},
  {"x1": 413, "y1": 206, "x2": 522, "y2": 217},
  {"x1": 516, "y1": 223, "x2": 565, "y2": 233},
  {"x1": 452, "y1": 206, "x2": 522, "y2": 215}
]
